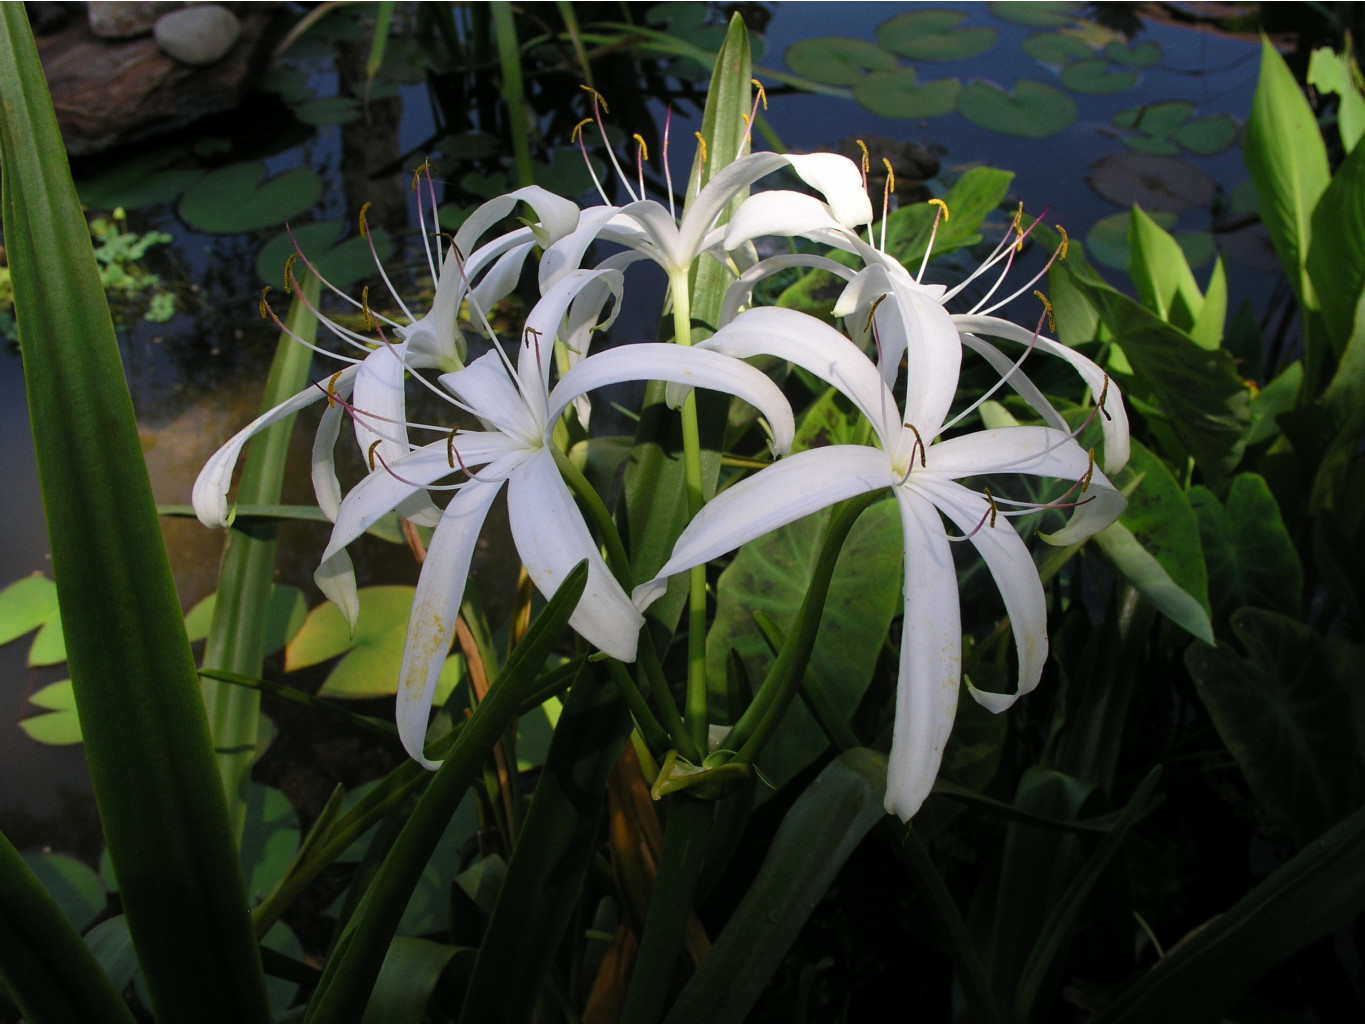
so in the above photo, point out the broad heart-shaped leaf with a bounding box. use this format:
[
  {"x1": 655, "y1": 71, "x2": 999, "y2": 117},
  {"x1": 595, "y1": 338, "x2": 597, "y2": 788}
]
[
  {"x1": 179, "y1": 162, "x2": 323, "y2": 233},
  {"x1": 853, "y1": 70, "x2": 961, "y2": 119},
  {"x1": 783, "y1": 36, "x2": 898, "y2": 86},
  {"x1": 957, "y1": 79, "x2": 1078, "y2": 137},
  {"x1": 705, "y1": 499, "x2": 902, "y2": 792},
  {"x1": 20, "y1": 850, "x2": 106, "y2": 932},
  {"x1": 0, "y1": 572, "x2": 66, "y2": 666},
  {"x1": 1113, "y1": 101, "x2": 1194, "y2": 134},
  {"x1": 76, "y1": 150, "x2": 201, "y2": 211},
  {"x1": 1104, "y1": 39, "x2": 1161, "y2": 68},
  {"x1": 876, "y1": 10, "x2": 997, "y2": 62},
  {"x1": 1244, "y1": 37, "x2": 1329, "y2": 315},
  {"x1": 1060, "y1": 59, "x2": 1138, "y2": 95},
  {"x1": 1189, "y1": 474, "x2": 1301, "y2": 637},
  {"x1": 989, "y1": 1, "x2": 1083, "y2": 28},
  {"x1": 255, "y1": 221, "x2": 395, "y2": 291},
  {"x1": 284, "y1": 585, "x2": 464, "y2": 702},
  {"x1": 1083, "y1": 438, "x2": 1213, "y2": 645},
  {"x1": 1170, "y1": 116, "x2": 1238, "y2": 156},
  {"x1": 184, "y1": 585, "x2": 307, "y2": 654},
  {"x1": 1021, "y1": 31, "x2": 1094, "y2": 66},
  {"x1": 1186, "y1": 609, "x2": 1365, "y2": 847},
  {"x1": 1305, "y1": 138, "x2": 1365, "y2": 357},
  {"x1": 19, "y1": 679, "x2": 81, "y2": 744}
]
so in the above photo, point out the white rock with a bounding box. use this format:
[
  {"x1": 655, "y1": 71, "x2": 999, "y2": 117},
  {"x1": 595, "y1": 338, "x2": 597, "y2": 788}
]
[
  {"x1": 89, "y1": 2, "x2": 184, "y2": 39},
  {"x1": 153, "y1": 4, "x2": 240, "y2": 66}
]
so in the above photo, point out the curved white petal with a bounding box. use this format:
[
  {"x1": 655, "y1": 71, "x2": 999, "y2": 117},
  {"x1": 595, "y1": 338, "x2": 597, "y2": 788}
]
[
  {"x1": 193, "y1": 365, "x2": 358, "y2": 528},
  {"x1": 632, "y1": 446, "x2": 892, "y2": 610},
  {"x1": 507, "y1": 451, "x2": 641, "y2": 661},
  {"x1": 399, "y1": 247, "x2": 466, "y2": 370},
  {"x1": 881, "y1": 274, "x2": 962, "y2": 443},
  {"x1": 698, "y1": 307, "x2": 902, "y2": 445},
  {"x1": 396, "y1": 477, "x2": 504, "y2": 768},
  {"x1": 676, "y1": 152, "x2": 791, "y2": 264},
  {"x1": 720, "y1": 252, "x2": 855, "y2": 327},
  {"x1": 454, "y1": 185, "x2": 579, "y2": 260},
  {"x1": 952, "y1": 313, "x2": 1130, "y2": 474},
  {"x1": 312, "y1": 396, "x2": 346, "y2": 522},
  {"x1": 885, "y1": 488, "x2": 961, "y2": 822},
  {"x1": 468, "y1": 240, "x2": 538, "y2": 316},
  {"x1": 540, "y1": 205, "x2": 632, "y2": 287},
  {"x1": 519, "y1": 267, "x2": 625, "y2": 400},
  {"x1": 614, "y1": 199, "x2": 688, "y2": 269},
  {"x1": 784, "y1": 152, "x2": 875, "y2": 229},
  {"x1": 440, "y1": 352, "x2": 543, "y2": 443},
  {"x1": 723, "y1": 191, "x2": 862, "y2": 253},
  {"x1": 958, "y1": 332, "x2": 1070, "y2": 435},
  {"x1": 314, "y1": 547, "x2": 358, "y2": 632},
  {"x1": 913, "y1": 477, "x2": 1048, "y2": 715},
  {"x1": 548, "y1": 343, "x2": 796, "y2": 455},
  {"x1": 352, "y1": 341, "x2": 415, "y2": 471}
]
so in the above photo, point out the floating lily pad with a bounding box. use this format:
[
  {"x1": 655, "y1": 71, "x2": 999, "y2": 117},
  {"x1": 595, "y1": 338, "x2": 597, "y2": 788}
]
[
  {"x1": 531, "y1": 147, "x2": 604, "y2": 199},
  {"x1": 254, "y1": 221, "x2": 395, "y2": 291},
  {"x1": 853, "y1": 70, "x2": 962, "y2": 119},
  {"x1": 180, "y1": 162, "x2": 323, "y2": 234},
  {"x1": 1114, "y1": 102, "x2": 1238, "y2": 156},
  {"x1": 461, "y1": 169, "x2": 512, "y2": 200},
  {"x1": 183, "y1": 584, "x2": 308, "y2": 653},
  {"x1": 0, "y1": 573, "x2": 66, "y2": 667},
  {"x1": 293, "y1": 96, "x2": 363, "y2": 126},
  {"x1": 1105, "y1": 39, "x2": 1162, "y2": 68},
  {"x1": 988, "y1": 0, "x2": 1082, "y2": 27},
  {"x1": 877, "y1": 10, "x2": 997, "y2": 62},
  {"x1": 1021, "y1": 31, "x2": 1094, "y2": 65},
  {"x1": 1060, "y1": 58, "x2": 1139, "y2": 95},
  {"x1": 1088, "y1": 151, "x2": 1215, "y2": 212},
  {"x1": 957, "y1": 79, "x2": 1077, "y2": 137},
  {"x1": 1172, "y1": 116, "x2": 1239, "y2": 155},
  {"x1": 285, "y1": 585, "x2": 465, "y2": 703},
  {"x1": 77, "y1": 151, "x2": 201, "y2": 211},
  {"x1": 19, "y1": 679, "x2": 81, "y2": 745},
  {"x1": 1114, "y1": 100, "x2": 1195, "y2": 133},
  {"x1": 784, "y1": 36, "x2": 899, "y2": 86},
  {"x1": 1085, "y1": 210, "x2": 1210, "y2": 271}
]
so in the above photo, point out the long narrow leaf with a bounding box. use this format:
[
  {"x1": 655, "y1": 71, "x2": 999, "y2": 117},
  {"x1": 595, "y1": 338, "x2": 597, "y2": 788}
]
[{"x1": 0, "y1": 11, "x2": 270, "y2": 1022}]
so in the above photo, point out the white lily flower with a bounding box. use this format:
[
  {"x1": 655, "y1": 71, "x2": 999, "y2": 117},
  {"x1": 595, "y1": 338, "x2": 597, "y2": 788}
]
[
  {"x1": 319, "y1": 289, "x2": 796, "y2": 768},
  {"x1": 635, "y1": 306, "x2": 1127, "y2": 821}
]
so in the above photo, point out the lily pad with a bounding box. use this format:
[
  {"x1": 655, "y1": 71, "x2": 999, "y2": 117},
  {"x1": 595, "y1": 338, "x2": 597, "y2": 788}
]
[
  {"x1": 1060, "y1": 58, "x2": 1139, "y2": 95},
  {"x1": 1114, "y1": 101, "x2": 1195, "y2": 133},
  {"x1": 1114, "y1": 102, "x2": 1239, "y2": 157},
  {"x1": 1085, "y1": 209, "x2": 1175, "y2": 270},
  {"x1": 293, "y1": 96, "x2": 363, "y2": 126},
  {"x1": 285, "y1": 585, "x2": 465, "y2": 703},
  {"x1": 254, "y1": 220, "x2": 395, "y2": 291},
  {"x1": 180, "y1": 162, "x2": 323, "y2": 234},
  {"x1": 957, "y1": 79, "x2": 1078, "y2": 137},
  {"x1": 1171, "y1": 116, "x2": 1239, "y2": 155},
  {"x1": 853, "y1": 70, "x2": 961, "y2": 119},
  {"x1": 0, "y1": 573, "x2": 66, "y2": 666},
  {"x1": 531, "y1": 147, "x2": 604, "y2": 199},
  {"x1": 784, "y1": 37, "x2": 898, "y2": 87},
  {"x1": 19, "y1": 679, "x2": 81, "y2": 745},
  {"x1": 77, "y1": 150, "x2": 201, "y2": 211},
  {"x1": 183, "y1": 584, "x2": 307, "y2": 654},
  {"x1": 876, "y1": 10, "x2": 997, "y2": 62},
  {"x1": 21, "y1": 850, "x2": 105, "y2": 931},
  {"x1": 461, "y1": 169, "x2": 512, "y2": 200},
  {"x1": 988, "y1": 1, "x2": 1082, "y2": 27},
  {"x1": 1105, "y1": 39, "x2": 1162, "y2": 68},
  {"x1": 1021, "y1": 31, "x2": 1094, "y2": 66},
  {"x1": 1088, "y1": 151, "x2": 1215, "y2": 212}
]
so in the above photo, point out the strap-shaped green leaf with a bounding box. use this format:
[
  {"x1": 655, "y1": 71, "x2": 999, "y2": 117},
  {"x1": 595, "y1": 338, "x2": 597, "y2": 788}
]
[{"x1": 0, "y1": 9, "x2": 270, "y2": 1022}]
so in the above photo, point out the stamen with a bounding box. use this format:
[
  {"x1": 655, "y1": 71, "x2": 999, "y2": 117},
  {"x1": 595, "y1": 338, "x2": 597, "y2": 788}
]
[
  {"x1": 864, "y1": 293, "x2": 888, "y2": 337},
  {"x1": 880, "y1": 158, "x2": 895, "y2": 251},
  {"x1": 1081, "y1": 448, "x2": 1095, "y2": 492},
  {"x1": 855, "y1": 139, "x2": 870, "y2": 179},
  {"x1": 633, "y1": 133, "x2": 648, "y2": 196},
  {"x1": 751, "y1": 79, "x2": 767, "y2": 108},
  {"x1": 916, "y1": 198, "x2": 951, "y2": 283},
  {"x1": 367, "y1": 439, "x2": 382, "y2": 471},
  {"x1": 694, "y1": 132, "x2": 707, "y2": 164},
  {"x1": 282, "y1": 253, "x2": 299, "y2": 290},
  {"x1": 446, "y1": 426, "x2": 460, "y2": 469},
  {"x1": 1011, "y1": 202, "x2": 1025, "y2": 252},
  {"x1": 1034, "y1": 290, "x2": 1056, "y2": 332},
  {"x1": 1098, "y1": 374, "x2": 1113, "y2": 421},
  {"x1": 570, "y1": 117, "x2": 593, "y2": 143},
  {"x1": 928, "y1": 197, "x2": 950, "y2": 221},
  {"x1": 983, "y1": 487, "x2": 998, "y2": 528},
  {"x1": 326, "y1": 369, "x2": 344, "y2": 409},
  {"x1": 632, "y1": 133, "x2": 649, "y2": 161},
  {"x1": 358, "y1": 201, "x2": 371, "y2": 240},
  {"x1": 663, "y1": 106, "x2": 676, "y2": 221},
  {"x1": 905, "y1": 423, "x2": 927, "y2": 468},
  {"x1": 259, "y1": 286, "x2": 273, "y2": 319},
  {"x1": 361, "y1": 285, "x2": 375, "y2": 332},
  {"x1": 579, "y1": 84, "x2": 610, "y2": 113},
  {"x1": 1055, "y1": 224, "x2": 1069, "y2": 260},
  {"x1": 525, "y1": 325, "x2": 544, "y2": 380}
]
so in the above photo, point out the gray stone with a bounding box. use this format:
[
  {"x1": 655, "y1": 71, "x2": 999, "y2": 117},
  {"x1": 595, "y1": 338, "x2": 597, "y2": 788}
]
[
  {"x1": 88, "y1": 2, "x2": 183, "y2": 39},
  {"x1": 153, "y1": 4, "x2": 240, "y2": 66}
]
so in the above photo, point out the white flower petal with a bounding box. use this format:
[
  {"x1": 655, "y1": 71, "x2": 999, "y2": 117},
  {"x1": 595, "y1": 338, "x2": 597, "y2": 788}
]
[
  {"x1": 520, "y1": 267, "x2": 625, "y2": 400},
  {"x1": 885, "y1": 488, "x2": 961, "y2": 822},
  {"x1": 723, "y1": 191, "x2": 863, "y2": 253},
  {"x1": 454, "y1": 185, "x2": 579, "y2": 260},
  {"x1": 548, "y1": 343, "x2": 796, "y2": 456},
  {"x1": 539, "y1": 206, "x2": 627, "y2": 288},
  {"x1": 312, "y1": 396, "x2": 346, "y2": 523},
  {"x1": 440, "y1": 352, "x2": 543, "y2": 443},
  {"x1": 315, "y1": 547, "x2": 358, "y2": 632},
  {"x1": 720, "y1": 252, "x2": 854, "y2": 327},
  {"x1": 352, "y1": 341, "x2": 414, "y2": 471},
  {"x1": 958, "y1": 332, "x2": 1070, "y2": 435},
  {"x1": 396, "y1": 477, "x2": 504, "y2": 768},
  {"x1": 784, "y1": 152, "x2": 875, "y2": 229},
  {"x1": 633, "y1": 446, "x2": 892, "y2": 611},
  {"x1": 399, "y1": 247, "x2": 466, "y2": 370},
  {"x1": 193, "y1": 365, "x2": 358, "y2": 528},
  {"x1": 507, "y1": 451, "x2": 641, "y2": 661}
]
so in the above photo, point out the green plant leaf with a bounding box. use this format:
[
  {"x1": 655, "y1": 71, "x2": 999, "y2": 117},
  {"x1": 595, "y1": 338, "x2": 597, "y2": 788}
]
[
  {"x1": 989, "y1": 1, "x2": 1081, "y2": 28},
  {"x1": 1305, "y1": 138, "x2": 1365, "y2": 355},
  {"x1": 0, "y1": 573, "x2": 65, "y2": 666},
  {"x1": 853, "y1": 70, "x2": 961, "y2": 119},
  {"x1": 285, "y1": 585, "x2": 465, "y2": 703},
  {"x1": 255, "y1": 221, "x2": 395, "y2": 291},
  {"x1": 783, "y1": 36, "x2": 896, "y2": 86},
  {"x1": 661, "y1": 749, "x2": 889, "y2": 1024},
  {"x1": 1104, "y1": 39, "x2": 1161, "y2": 68},
  {"x1": 19, "y1": 679, "x2": 81, "y2": 745},
  {"x1": 1170, "y1": 116, "x2": 1238, "y2": 155},
  {"x1": 294, "y1": 96, "x2": 362, "y2": 126},
  {"x1": 1113, "y1": 101, "x2": 1194, "y2": 133},
  {"x1": 1186, "y1": 608, "x2": 1365, "y2": 846},
  {"x1": 1307, "y1": 46, "x2": 1365, "y2": 152},
  {"x1": 184, "y1": 585, "x2": 307, "y2": 653},
  {"x1": 877, "y1": 10, "x2": 997, "y2": 62},
  {"x1": 1127, "y1": 205, "x2": 1208, "y2": 338},
  {"x1": 180, "y1": 162, "x2": 324, "y2": 234},
  {"x1": 240, "y1": 784, "x2": 302, "y2": 905},
  {"x1": 706, "y1": 500, "x2": 902, "y2": 791},
  {"x1": 958, "y1": 79, "x2": 1078, "y2": 137},
  {"x1": 1021, "y1": 31, "x2": 1093, "y2": 65},
  {"x1": 1084, "y1": 209, "x2": 1175, "y2": 271},
  {"x1": 362, "y1": 938, "x2": 469, "y2": 1024},
  {"x1": 76, "y1": 151, "x2": 201, "y2": 211},
  {"x1": 1093, "y1": 523, "x2": 1212, "y2": 645},
  {"x1": 19, "y1": 850, "x2": 106, "y2": 932},
  {"x1": 1060, "y1": 59, "x2": 1138, "y2": 95}
]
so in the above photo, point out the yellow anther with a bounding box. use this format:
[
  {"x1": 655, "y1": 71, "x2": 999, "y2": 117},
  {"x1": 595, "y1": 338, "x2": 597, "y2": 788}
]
[
  {"x1": 882, "y1": 157, "x2": 896, "y2": 195},
  {"x1": 1098, "y1": 374, "x2": 1113, "y2": 421},
  {"x1": 1081, "y1": 448, "x2": 1095, "y2": 492},
  {"x1": 367, "y1": 440, "x2": 382, "y2": 472},
  {"x1": 446, "y1": 427, "x2": 460, "y2": 469},
  {"x1": 258, "y1": 286, "x2": 273, "y2": 318},
  {"x1": 855, "y1": 139, "x2": 870, "y2": 174},
  {"x1": 633, "y1": 133, "x2": 649, "y2": 161},
  {"x1": 904, "y1": 423, "x2": 927, "y2": 468},
  {"x1": 983, "y1": 487, "x2": 999, "y2": 528},
  {"x1": 283, "y1": 251, "x2": 300, "y2": 288},
  {"x1": 579, "y1": 84, "x2": 609, "y2": 112},
  {"x1": 741, "y1": 113, "x2": 750, "y2": 129},
  {"x1": 864, "y1": 293, "x2": 888, "y2": 335},
  {"x1": 928, "y1": 197, "x2": 950, "y2": 221},
  {"x1": 1034, "y1": 290, "x2": 1055, "y2": 332},
  {"x1": 751, "y1": 79, "x2": 768, "y2": 108},
  {"x1": 570, "y1": 117, "x2": 593, "y2": 143},
  {"x1": 1055, "y1": 224, "x2": 1069, "y2": 260},
  {"x1": 359, "y1": 201, "x2": 372, "y2": 239},
  {"x1": 361, "y1": 285, "x2": 375, "y2": 331},
  {"x1": 326, "y1": 370, "x2": 343, "y2": 409},
  {"x1": 1011, "y1": 201, "x2": 1026, "y2": 251},
  {"x1": 694, "y1": 132, "x2": 707, "y2": 163}
]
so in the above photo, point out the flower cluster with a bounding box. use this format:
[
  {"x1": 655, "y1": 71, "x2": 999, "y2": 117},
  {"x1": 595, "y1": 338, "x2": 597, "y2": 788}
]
[{"x1": 195, "y1": 129, "x2": 1128, "y2": 821}]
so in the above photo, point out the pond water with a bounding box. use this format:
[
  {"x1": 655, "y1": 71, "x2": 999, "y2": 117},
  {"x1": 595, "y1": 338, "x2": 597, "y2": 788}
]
[{"x1": 0, "y1": 1, "x2": 1281, "y2": 855}]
